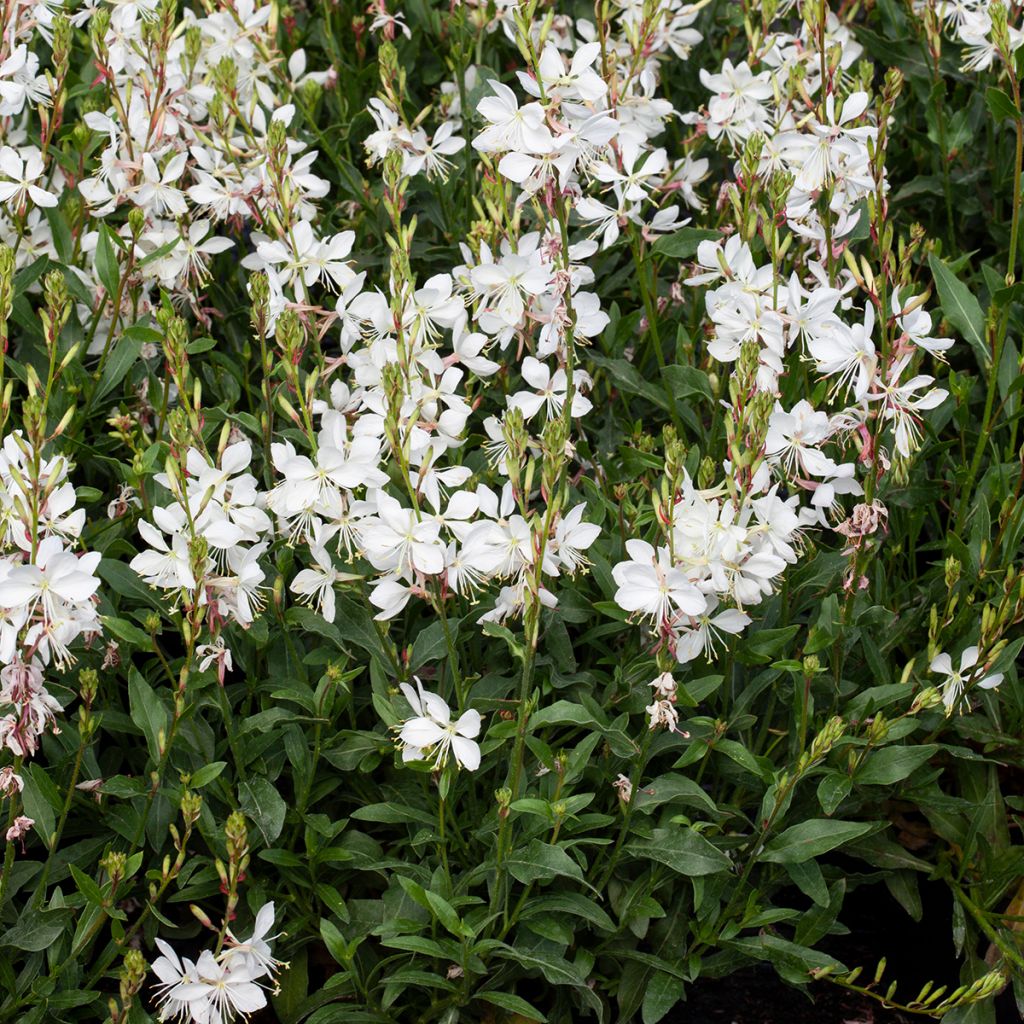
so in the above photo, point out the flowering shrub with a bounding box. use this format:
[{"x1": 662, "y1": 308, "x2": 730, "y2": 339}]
[{"x1": 0, "y1": 0, "x2": 1022, "y2": 1021}]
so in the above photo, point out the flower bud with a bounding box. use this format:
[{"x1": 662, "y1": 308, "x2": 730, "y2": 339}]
[
  {"x1": 495, "y1": 787, "x2": 512, "y2": 819},
  {"x1": 910, "y1": 687, "x2": 943, "y2": 714},
  {"x1": 944, "y1": 556, "x2": 961, "y2": 589}
]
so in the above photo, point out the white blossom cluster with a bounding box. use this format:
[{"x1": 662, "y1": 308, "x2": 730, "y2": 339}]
[
  {"x1": 913, "y1": 0, "x2": 1024, "y2": 70},
  {"x1": 152, "y1": 902, "x2": 282, "y2": 1024},
  {"x1": 0, "y1": 434, "x2": 101, "y2": 770},
  {"x1": 684, "y1": 14, "x2": 871, "y2": 245},
  {"x1": 2, "y1": 0, "x2": 350, "y2": 335},
  {"x1": 129, "y1": 440, "x2": 272, "y2": 628},
  {"x1": 608, "y1": 1, "x2": 954, "y2": 664}
]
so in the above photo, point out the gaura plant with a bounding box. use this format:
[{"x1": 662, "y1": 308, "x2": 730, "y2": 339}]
[{"x1": 0, "y1": 0, "x2": 1022, "y2": 1022}]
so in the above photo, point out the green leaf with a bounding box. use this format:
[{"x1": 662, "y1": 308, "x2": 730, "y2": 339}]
[
  {"x1": 588, "y1": 353, "x2": 668, "y2": 409},
  {"x1": 190, "y1": 761, "x2": 228, "y2": 789},
  {"x1": 519, "y1": 891, "x2": 616, "y2": 932},
  {"x1": 350, "y1": 802, "x2": 436, "y2": 827},
  {"x1": 1, "y1": 909, "x2": 71, "y2": 951},
  {"x1": 99, "y1": 557, "x2": 166, "y2": 611},
  {"x1": 715, "y1": 738, "x2": 772, "y2": 781},
  {"x1": 529, "y1": 699, "x2": 606, "y2": 730},
  {"x1": 642, "y1": 971, "x2": 685, "y2": 1024},
  {"x1": 628, "y1": 826, "x2": 732, "y2": 876},
  {"x1": 730, "y1": 933, "x2": 845, "y2": 985},
  {"x1": 69, "y1": 864, "x2": 104, "y2": 907},
  {"x1": 476, "y1": 992, "x2": 547, "y2": 1022},
  {"x1": 506, "y1": 839, "x2": 584, "y2": 886},
  {"x1": 493, "y1": 944, "x2": 593, "y2": 993},
  {"x1": 128, "y1": 669, "x2": 169, "y2": 763},
  {"x1": 20, "y1": 763, "x2": 60, "y2": 849},
  {"x1": 100, "y1": 615, "x2": 152, "y2": 649},
  {"x1": 424, "y1": 890, "x2": 469, "y2": 939},
  {"x1": 986, "y1": 86, "x2": 1020, "y2": 123},
  {"x1": 239, "y1": 777, "x2": 287, "y2": 845},
  {"x1": 856, "y1": 745, "x2": 938, "y2": 786},
  {"x1": 928, "y1": 253, "x2": 989, "y2": 368},
  {"x1": 259, "y1": 849, "x2": 304, "y2": 868},
  {"x1": 761, "y1": 819, "x2": 874, "y2": 864},
  {"x1": 634, "y1": 772, "x2": 719, "y2": 816},
  {"x1": 43, "y1": 206, "x2": 73, "y2": 263},
  {"x1": 737, "y1": 625, "x2": 801, "y2": 665},
  {"x1": 816, "y1": 773, "x2": 852, "y2": 816},
  {"x1": 92, "y1": 335, "x2": 142, "y2": 405},
  {"x1": 95, "y1": 223, "x2": 120, "y2": 298},
  {"x1": 319, "y1": 918, "x2": 358, "y2": 965},
  {"x1": 652, "y1": 227, "x2": 721, "y2": 259},
  {"x1": 272, "y1": 944, "x2": 308, "y2": 1023},
  {"x1": 410, "y1": 617, "x2": 460, "y2": 669},
  {"x1": 783, "y1": 859, "x2": 830, "y2": 908},
  {"x1": 186, "y1": 336, "x2": 217, "y2": 355},
  {"x1": 287, "y1": 601, "x2": 391, "y2": 675},
  {"x1": 662, "y1": 364, "x2": 713, "y2": 403}
]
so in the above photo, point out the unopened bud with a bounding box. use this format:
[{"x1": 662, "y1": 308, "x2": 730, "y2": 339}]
[{"x1": 910, "y1": 687, "x2": 943, "y2": 714}]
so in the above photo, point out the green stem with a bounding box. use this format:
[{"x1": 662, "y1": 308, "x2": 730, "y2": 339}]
[
  {"x1": 216, "y1": 681, "x2": 247, "y2": 783},
  {"x1": 0, "y1": 755, "x2": 25, "y2": 912},
  {"x1": 630, "y1": 230, "x2": 682, "y2": 432},
  {"x1": 32, "y1": 739, "x2": 86, "y2": 907},
  {"x1": 594, "y1": 727, "x2": 653, "y2": 889}
]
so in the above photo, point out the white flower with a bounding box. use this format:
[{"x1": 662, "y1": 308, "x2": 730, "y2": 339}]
[
  {"x1": 151, "y1": 939, "x2": 201, "y2": 1022},
  {"x1": 171, "y1": 949, "x2": 267, "y2": 1024},
  {"x1": 136, "y1": 152, "x2": 188, "y2": 216},
  {"x1": 0, "y1": 145, "x2": 57, "y2": 208},
  {"x1": 612, "y1": 539, "x2": 706, "y2": 624},
  {"x1": 930, "y1": 646, "x2": 1003, "y2": 714},
  {"x1": 368, "y1": 574, "x2": 415, "y2": 620},
  {"x1": 765, "y1": 401, "x2": 837, "y2": 478},
  {"x1": 553, "y1": 503, "x2": 600, "y2": 574},
  {"x1": 518, "y1": 42, "x2": 607, "y2": 103},
  {"x1": 197, "y1": 637, "x2": 234, "y2": 680},
  {"x1": 404, "y1": 122, "x2": 466, "y2": 181},
  {"x1": 130, "y1": 520, "x2": 197, "y2": 591},
  {"x1": 892, "y1": 288, "x2": 953, "y2": 357},
  {"x1": 291, "y1": 545, "x2": 360, "y2": 623},
  {"x1": 870, "y1": 356, "x2": 948, "y2": 458},
  {"x1": 0, "y1": 537, "x2": 101, "y2": 626},
  {"x1": 807, "y1": 305, "x2": 877, "y2": 400},
  {"x1": 592, "y1": 142, "x2": 668, "y2": 203},
  {"x1": 507, "y1": 357, "x2": 593, "y2": 420},
  {"x1": 223, "y1": 902, "x2": 284, "y2": 980},
  {"x1": 396, "y1": 679, "x2": 482, "y2": 771},
  {"x1": 473, "y1": 80, "x2": 553, "y2": 154},
  {"x1": 361, "y1": 492, "x2": 446, "y2": 577},
  {"x1": 674, "y1": 596, "x2": 751, "y2": 663},
  {"x1": 469, "y1": 253, "x2": 553, "y2": 327}
]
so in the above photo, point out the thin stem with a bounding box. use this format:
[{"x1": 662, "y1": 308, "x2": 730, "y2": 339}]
[{"x1": 594, "y1": 727, "x2": 652, "y2": 889}]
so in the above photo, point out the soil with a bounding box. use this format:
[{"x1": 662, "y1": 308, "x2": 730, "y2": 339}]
[{"x1": 673, "y1": 880, "x2": 1019, "y2": 1024}]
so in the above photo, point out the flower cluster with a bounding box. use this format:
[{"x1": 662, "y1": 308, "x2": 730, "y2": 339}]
[
  {"x1": 130, "y1": 439, "x2": 272, "y2": 628},
  {"x1": 605, "y1": 0, "x2": 956, "y2": 655},
  {"x1": 0, "y1": 434, "x2": 100, "y2": 766},
  {"x1": 152, "y1": 903, "x2": 282, "y2": 1024},
  {"x1": 914, "y1": 0, "x2": 1024, "y2": 71}
]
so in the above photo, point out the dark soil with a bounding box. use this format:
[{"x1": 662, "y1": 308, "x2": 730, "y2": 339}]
[
  {"x1": 674, "y1": 879, "x2": 1019, "y2": 1024},
  {"x1": 679, "y1": 967, "x2": 914, "y2": 1023}
]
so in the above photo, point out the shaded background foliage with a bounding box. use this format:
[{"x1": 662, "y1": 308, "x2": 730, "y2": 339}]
[{"x1": 1, "y1": 1, "x2": 1024, "y2": 1023}]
